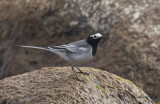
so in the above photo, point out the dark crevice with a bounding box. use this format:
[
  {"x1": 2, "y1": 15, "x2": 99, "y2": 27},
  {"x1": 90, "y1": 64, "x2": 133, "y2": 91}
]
[
  {"x1": 29, "y1": 61, "x2": 38, "y2": 66},
  {"x1": 0, "y1": 60, "x2": 3, "y2": 68}
]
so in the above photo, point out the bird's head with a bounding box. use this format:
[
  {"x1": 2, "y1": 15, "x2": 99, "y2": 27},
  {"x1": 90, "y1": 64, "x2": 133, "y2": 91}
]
[
  {"x1": 89, "y1": 33, "x2": 103, "y2": 39},
  {"x1": 87, "y1": 33, "x2": 106, "y2": 46}
]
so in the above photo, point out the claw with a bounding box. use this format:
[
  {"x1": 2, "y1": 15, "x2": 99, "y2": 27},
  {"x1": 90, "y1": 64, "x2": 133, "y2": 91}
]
[
  {"x1": 75, "y1": 77, "x2": 83, "y2": 81},
  {"x1": 71, "y1": 65, "x2": 89, "y2": 81},
  {"x1": 77, "y1": 71, "x2": 89, "y2": 75}
]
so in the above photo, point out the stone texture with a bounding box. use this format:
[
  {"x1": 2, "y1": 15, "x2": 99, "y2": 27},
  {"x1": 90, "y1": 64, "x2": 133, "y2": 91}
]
[{"x1": 0, "y1": 67, "x2": 154, "y2": 104}]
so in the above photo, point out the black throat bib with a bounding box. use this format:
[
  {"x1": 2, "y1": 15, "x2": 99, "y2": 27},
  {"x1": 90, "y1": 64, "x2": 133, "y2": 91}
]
[{"x1": 87, "y1": 37, "x2": 101, "y2": 56}]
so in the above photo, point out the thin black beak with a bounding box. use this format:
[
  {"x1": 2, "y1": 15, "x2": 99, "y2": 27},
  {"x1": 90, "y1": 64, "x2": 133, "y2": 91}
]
[{"x1": 101, "y1": 36, "x2": 107, "y2": 38}]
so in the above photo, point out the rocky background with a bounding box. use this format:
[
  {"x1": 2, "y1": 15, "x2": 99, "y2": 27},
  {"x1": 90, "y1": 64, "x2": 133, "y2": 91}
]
[{"x1": 0, "y1": 0, "x2": 160, "y2": 103}]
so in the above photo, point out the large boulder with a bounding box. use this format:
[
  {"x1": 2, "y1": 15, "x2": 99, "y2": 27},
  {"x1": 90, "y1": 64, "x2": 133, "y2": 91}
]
[
  {"x1": 0, "y1": 67, "x2": 154, "y2": 104},
  {"x1": 0, "y1": 0, "x2": 160, "y2": 102}
]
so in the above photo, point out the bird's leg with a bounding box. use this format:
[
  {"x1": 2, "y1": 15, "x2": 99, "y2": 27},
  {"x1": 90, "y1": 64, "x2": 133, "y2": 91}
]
[
  {"x1": 71, "y1": 65, "x2": 82, "y2": 81},
  {"x1": 74, "y1": 65, "x2": 89, "y2": 75}
]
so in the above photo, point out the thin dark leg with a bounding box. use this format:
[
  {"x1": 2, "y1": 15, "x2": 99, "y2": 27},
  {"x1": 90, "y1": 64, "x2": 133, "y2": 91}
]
[
  {"x1": 71, "y1": 65, "x2": 81, "y2": 81},
  {"x1": 74, "y1": 65, "x2": 89, "y2": 75}
]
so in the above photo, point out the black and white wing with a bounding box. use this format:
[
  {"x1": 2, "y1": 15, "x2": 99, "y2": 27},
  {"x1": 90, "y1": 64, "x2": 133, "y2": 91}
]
[{"x1": 50, "y1": 39, "x2": 90, "y2": 53}]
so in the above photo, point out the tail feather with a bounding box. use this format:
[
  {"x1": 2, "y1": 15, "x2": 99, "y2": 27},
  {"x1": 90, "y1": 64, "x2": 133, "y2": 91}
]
[
  {"x1": 18, "y1": 45, "x2": 71, "y2": 62},
  {"x1": 18, "y1": 45, "x2": 50, "y2": 51}
]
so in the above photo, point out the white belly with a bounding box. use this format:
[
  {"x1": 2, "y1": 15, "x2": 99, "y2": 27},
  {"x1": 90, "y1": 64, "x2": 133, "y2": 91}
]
[{"x1": 71, "y1": 52, "x2": 93, "y2": 63}]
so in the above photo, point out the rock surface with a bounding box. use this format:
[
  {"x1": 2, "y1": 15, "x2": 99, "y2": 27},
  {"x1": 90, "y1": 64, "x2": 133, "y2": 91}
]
[
  {"x1": 0, "y1": 0, "x2": 160, "y2": 102},
  {"x1": 0, "y1": 67, "x2": 154, "y2": 104}
]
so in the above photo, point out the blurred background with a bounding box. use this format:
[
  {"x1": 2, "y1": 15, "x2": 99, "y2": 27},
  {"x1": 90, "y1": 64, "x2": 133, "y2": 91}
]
[{"x1": 0, "y1": 0, "x2": 160, "y2": 103}]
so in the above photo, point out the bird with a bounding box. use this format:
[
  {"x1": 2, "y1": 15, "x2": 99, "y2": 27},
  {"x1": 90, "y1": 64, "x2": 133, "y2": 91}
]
[{"x1": 19, "y1": 33, "x2": 106, "y2": 81}]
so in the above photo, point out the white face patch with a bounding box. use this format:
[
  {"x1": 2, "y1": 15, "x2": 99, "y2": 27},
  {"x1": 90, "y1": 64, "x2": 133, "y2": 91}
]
[{"x1": 90, "y1": 33, "x2": 102, "y2": 39}]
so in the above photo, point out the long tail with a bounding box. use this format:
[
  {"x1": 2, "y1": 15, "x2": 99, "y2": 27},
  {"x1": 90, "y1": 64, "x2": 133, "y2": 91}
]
[{"x1": 17, "y1": 45, "x2": 51, "y2": 51}]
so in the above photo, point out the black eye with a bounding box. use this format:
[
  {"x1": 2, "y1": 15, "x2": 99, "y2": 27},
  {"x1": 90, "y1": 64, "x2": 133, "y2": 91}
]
[{"x1": 93, "y1": 36, "x2": 96, "y2": 39}]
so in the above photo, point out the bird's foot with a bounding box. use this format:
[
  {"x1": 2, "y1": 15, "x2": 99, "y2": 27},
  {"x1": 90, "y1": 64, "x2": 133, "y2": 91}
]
[
  {"x1": 77, "y1": 71, "x2": 89, "y2": 75},
  {"x1": 72, "y1": 65, "x2": 89, "y2": 81},
  {"x1": 73, "y1": 66, "x2": 89, "y2": 75},
  {"x1": 76, "y1": 77, "x2": 84, "y2": 82}
]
